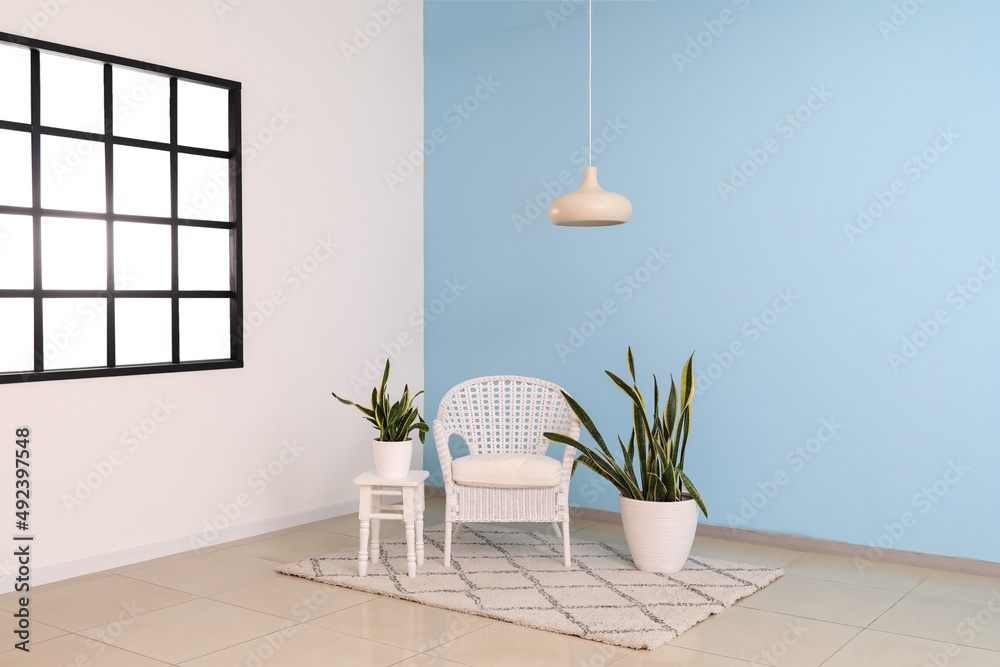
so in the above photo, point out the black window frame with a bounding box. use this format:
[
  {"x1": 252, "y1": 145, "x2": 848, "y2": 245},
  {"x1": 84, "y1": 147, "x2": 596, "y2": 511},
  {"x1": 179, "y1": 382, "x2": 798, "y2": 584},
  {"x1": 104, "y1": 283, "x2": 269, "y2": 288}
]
[{"x1": 0, "y1": 31, "x2": 243, "y2": 384}]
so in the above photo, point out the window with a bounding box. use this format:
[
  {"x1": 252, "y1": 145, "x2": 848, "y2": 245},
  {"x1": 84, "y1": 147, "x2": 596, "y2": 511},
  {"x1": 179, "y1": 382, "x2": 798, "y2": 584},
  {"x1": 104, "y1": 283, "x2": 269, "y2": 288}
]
[{"x1": 0, "y1": 32, "x2": 243, "y2": 383}]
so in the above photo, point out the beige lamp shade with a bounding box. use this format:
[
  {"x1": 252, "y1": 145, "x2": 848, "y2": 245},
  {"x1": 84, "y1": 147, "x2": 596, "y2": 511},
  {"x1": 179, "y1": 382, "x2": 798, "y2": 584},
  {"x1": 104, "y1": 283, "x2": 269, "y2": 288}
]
[{"x1": 548, "y1": 166, "x2": 633, "y2": 227}]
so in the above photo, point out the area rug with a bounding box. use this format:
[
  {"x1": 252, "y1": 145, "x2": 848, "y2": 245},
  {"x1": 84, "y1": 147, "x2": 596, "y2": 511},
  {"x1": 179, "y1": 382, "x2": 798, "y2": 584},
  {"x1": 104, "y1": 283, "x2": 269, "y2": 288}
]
[{"x1": 278, "y1": 524, "x2": 783, "y2": 651}]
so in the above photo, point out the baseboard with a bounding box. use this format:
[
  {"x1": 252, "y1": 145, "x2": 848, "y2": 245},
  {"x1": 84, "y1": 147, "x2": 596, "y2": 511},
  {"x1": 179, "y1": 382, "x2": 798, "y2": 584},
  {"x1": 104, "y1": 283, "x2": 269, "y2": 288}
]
[
  {"x1": 427, "y1": 485, "x2": 1000, "y2": 578},
  {"x1": 6, "y1": 498, "x2": 359, "y2": 593}
]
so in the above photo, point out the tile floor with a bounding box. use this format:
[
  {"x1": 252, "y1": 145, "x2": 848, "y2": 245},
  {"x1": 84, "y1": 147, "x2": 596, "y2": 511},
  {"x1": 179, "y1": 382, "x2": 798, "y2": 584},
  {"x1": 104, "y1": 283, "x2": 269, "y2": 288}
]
[{"x1": 2, "y1": 497, "x2": 999, "y2": 666}]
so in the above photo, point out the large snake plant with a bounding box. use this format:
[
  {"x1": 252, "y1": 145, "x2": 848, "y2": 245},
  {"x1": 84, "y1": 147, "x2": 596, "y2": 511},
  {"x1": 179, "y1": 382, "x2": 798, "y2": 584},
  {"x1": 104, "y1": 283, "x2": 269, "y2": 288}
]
[
  {"x1": 332, "y1": 359, "x2": 428, "y2": 444},
  {"x1": 544, "y1": 348, "x2": 707, "y2": 517}
]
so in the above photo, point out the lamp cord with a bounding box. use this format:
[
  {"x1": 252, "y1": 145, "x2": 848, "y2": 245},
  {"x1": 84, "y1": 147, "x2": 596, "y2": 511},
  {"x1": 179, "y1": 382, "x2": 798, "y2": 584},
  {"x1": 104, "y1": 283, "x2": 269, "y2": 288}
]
[{"x1": 589, "y1": 0, "x2": 592, "y2": 166}]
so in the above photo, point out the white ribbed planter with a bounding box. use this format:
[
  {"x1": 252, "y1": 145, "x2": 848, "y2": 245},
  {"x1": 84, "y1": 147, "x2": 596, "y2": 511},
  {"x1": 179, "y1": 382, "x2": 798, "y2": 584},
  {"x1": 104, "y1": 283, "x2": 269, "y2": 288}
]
[
  {"x1": 619, "y1": 496, "x2": 699, "y2": 573},
  {"x1": 372, "y1": 439, "x2": 413, "y2": 478}
]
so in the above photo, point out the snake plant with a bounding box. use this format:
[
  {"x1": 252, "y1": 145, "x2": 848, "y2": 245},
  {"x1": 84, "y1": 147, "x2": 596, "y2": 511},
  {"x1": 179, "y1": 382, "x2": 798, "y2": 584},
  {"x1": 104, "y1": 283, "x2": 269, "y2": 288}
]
[
  {"x1": 332, "y1": 359, "x2": 428, "y2": 443},
  {"x1": 544, "y1": 348, "x2": 707, "y2": 517}
]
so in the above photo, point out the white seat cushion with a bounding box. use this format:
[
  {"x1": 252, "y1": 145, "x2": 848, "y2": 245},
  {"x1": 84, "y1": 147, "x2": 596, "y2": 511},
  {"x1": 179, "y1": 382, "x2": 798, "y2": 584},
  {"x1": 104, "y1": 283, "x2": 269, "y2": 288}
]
[{"x1": 452, "y1": 453, "x2": 562, "y2": 489}]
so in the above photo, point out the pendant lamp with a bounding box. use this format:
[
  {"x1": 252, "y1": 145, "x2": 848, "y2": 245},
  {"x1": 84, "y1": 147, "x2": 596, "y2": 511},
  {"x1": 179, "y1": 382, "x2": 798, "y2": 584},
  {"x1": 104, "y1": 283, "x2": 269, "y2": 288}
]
[{"x1": 549, "y1": 0, "x2": 632, "y2": 227}]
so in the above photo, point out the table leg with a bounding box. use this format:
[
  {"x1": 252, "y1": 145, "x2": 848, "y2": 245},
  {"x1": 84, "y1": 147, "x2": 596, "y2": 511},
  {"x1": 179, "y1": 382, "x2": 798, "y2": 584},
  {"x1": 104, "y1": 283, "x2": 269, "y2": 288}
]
[
  {"x1": 405, "y1": 520, "x2": 416, "y2": 578},
  {"x1": 371, "y1": 486, "x2": 381, "y2": 563},
  {"x1": 359, "y1": 519, "x2": 370, "y2": 577},
  {"x1": 415, "y1": 482, "x2": 425, "y2": 566}
]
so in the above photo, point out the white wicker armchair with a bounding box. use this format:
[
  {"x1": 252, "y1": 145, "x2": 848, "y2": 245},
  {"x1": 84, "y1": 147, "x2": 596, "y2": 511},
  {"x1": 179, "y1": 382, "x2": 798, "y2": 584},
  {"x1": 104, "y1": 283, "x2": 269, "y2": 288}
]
[{"x1": 432, "y1": 376, "x2": 581, "y2": 568}]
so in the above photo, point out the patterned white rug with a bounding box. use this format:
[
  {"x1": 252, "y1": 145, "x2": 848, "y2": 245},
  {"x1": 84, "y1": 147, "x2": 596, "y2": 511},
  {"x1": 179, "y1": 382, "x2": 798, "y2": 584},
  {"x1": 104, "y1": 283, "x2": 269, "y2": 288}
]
[{"x1": 278, "y1": 524, "x2": 783, "y2": 651}]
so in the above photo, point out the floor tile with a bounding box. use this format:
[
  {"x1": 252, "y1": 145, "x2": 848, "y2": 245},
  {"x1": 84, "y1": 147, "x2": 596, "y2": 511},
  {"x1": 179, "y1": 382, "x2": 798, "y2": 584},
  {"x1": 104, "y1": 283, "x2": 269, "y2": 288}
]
[
  {"x1": 79, "y1": 597, "x2": 290, "y2": 664},
  {"x1": 613, "y1": 645, "x2": 753, "y2": 666},
  {"x1": 20, "y1": 574, "x2": 193, "y2": 632},
  {"x1": 309, "y1": 596, "x2": 494, "y2": 652},
  {"x1": 821, "y1": 628, "x2": 1000, "y2": 667},
  {"x1": 871, "y1": 593, "x2": 1000, "y2": 651},
  {"x1": 310, "y1": 513, "x2": 406, "y2": 539},
  {"x1": 689, "y1": 536, "x2": 805, "y2": 568},
  {"x1": 393, "y1": 654, "x2": 474, "y2": 666},
  {"x1": 227, "y1": 529, "x2": 358, "y2": 563},
  {"x1": 210, "y1": 575, "x2": 375, "y2": 620},
  {"x1": 427, "y1": 620, "x2": 632, "y2": 667},
  {"x1": 23, "y1": 570, "x2": 114, "y2": 595},
  {"x1": 0, "y1": 633, "x2": 169, "y2": 666},
  {"x1": 109, "y1": 548, "x2": 213, "y2": 574},
  {"x1": 217, "y1": 525, "x2": 309, "y2": 550},
  {"x1": 736, "y1": 574, "x2": 903, "y2": 627},
  {"x1": 178, "y1": 624, "x2": 414, "y2": 667},
  {"x1": 782, "y1": 552, "x2": 931, "y2": 592},
  {"x1": 569, "y1": 522, "x2": 630, "y2": 546},
  {"x1": 0, "y1": 620, "x2": 68, "y2": 651},
  {"x1": 122, "y1": 549, "x2": 281, "y2": 596},
  {"x1": 670, "y1": 606, "x2": 859, "y2": 666},
  {"x1": 911, "y1": 570, "x2": 1000, "y2": 604}
]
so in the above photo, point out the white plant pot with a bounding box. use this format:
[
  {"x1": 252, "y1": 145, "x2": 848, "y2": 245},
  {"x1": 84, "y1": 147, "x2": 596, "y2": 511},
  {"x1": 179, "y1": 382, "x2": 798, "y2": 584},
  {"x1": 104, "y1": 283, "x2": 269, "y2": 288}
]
[
  {"x1": 373, "y1": 439, "x2": 413, "y2": 478},
  {"x1": 619, "y1": 495, "x2": 699, "y2": 573}
]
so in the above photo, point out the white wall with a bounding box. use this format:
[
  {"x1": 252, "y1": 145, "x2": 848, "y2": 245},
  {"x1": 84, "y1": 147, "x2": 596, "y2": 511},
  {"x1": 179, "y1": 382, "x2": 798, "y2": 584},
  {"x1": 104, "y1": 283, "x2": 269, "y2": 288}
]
[{"x1": 0, "y1": 0, "x2": 424, "y2": 588}]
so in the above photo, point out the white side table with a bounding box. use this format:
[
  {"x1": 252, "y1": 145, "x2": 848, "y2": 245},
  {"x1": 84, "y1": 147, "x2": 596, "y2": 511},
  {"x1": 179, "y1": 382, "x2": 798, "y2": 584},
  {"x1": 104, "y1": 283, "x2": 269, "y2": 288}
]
[{"x1": 353, "y1": 469, "x2": 429, "y2": 578}]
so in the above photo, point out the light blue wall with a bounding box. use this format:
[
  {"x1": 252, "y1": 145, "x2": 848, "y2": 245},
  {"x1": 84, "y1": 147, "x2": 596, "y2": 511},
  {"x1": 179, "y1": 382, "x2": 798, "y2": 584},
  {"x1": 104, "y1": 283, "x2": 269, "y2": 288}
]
[{"x1": 423, "y1": 0, "x2": 1000, "y2": 562}]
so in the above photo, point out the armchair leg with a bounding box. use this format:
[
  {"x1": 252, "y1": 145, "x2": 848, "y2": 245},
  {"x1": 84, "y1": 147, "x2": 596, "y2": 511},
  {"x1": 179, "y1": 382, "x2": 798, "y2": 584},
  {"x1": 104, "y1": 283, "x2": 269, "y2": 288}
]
[
  {"x1": 563, "y1": 520, "x2": 571, "y2": 568},
  {"x1": 444, "y1": 521, "x2": 453, "y2": 567},
  {"x1": 453, "y1": 522, "x2": 464, "y2": 539},
  {"x1": 551, "y1": 522, "x2": 562, "y2": 539}
]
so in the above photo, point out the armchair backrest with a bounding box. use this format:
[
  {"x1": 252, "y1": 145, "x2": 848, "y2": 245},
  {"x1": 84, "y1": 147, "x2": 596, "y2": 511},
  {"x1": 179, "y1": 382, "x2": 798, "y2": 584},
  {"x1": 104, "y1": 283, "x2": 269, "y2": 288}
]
[{"x1": 435, "y1": 376, "x2": 580, "y2": 456}]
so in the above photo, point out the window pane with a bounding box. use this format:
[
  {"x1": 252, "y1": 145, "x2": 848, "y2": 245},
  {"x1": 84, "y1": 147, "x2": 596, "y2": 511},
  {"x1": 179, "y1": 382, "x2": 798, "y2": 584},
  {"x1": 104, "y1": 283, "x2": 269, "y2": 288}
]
[
  {"x1": 42, "y1": 297, "x2": 107, "y2": 370},
  {"x1": 112, "y1": 68, "x2": 169, "y2": 142},
  {"x1": 180, "y1": 298, "x2": 230, "y2": 362},
  {"x1": 177, "y1": 80, "x2": 229, "y2": 151},
  {"x1": 114, "y1": 222, "x2": 170, "y2": 290},
  {"x1": 179, "y1": 226, "x2": 230, "y2": 291},
  {"x1": 0, "y1": 129, "x2": 33, "y2": 208},
  {"x1": 0, "y1": 43, "x2": 30, "y2": 123},
  {"x1": 0, "y1": 215, "x2": 34, "y2": 289},
  {"x1": 40, "y1": 52, "x2": 105, "y2": 134},
  {"x1": 115, "y1": 298, "x2": 171, "y2": 365},
  {"x1": 42, "y1": 218, "x2": 106, "y2": 290},
  {"x1": 113, "y1": 146, "x2": 170, "y2": 217},
  {"x1": 178, "y1": 154, "x2": 229, "y2": 222},
  {"x1": 0, "y1": 299, "x2": 34, "y2": 373},
  {"x1": 40, "y1": 135, "x2": 106, "y2": 213}
]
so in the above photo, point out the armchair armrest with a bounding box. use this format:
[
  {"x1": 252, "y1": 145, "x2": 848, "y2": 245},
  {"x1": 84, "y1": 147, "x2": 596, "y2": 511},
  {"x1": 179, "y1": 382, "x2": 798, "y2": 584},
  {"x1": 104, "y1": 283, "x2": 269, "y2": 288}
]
[{"x1": 431, "y1": 419, "x2": 456, "y2": 491}]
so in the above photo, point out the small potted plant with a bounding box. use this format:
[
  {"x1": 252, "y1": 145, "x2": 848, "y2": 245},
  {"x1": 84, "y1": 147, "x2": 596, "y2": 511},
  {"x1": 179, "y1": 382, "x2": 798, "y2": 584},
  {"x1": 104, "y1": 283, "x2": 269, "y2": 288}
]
[
  {"x1": 544, "y1": 348, "x2": 707, "y2": 573},
  {"x1": 332, "y1": 359, "x2": 428, "y2": 478}
]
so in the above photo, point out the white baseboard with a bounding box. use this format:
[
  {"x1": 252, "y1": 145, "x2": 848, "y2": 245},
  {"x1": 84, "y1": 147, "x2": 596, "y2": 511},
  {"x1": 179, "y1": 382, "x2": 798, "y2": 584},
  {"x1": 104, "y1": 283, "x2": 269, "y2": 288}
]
[{"x1": 4, "y1": 499, "x2": 359, "y2": 593}]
